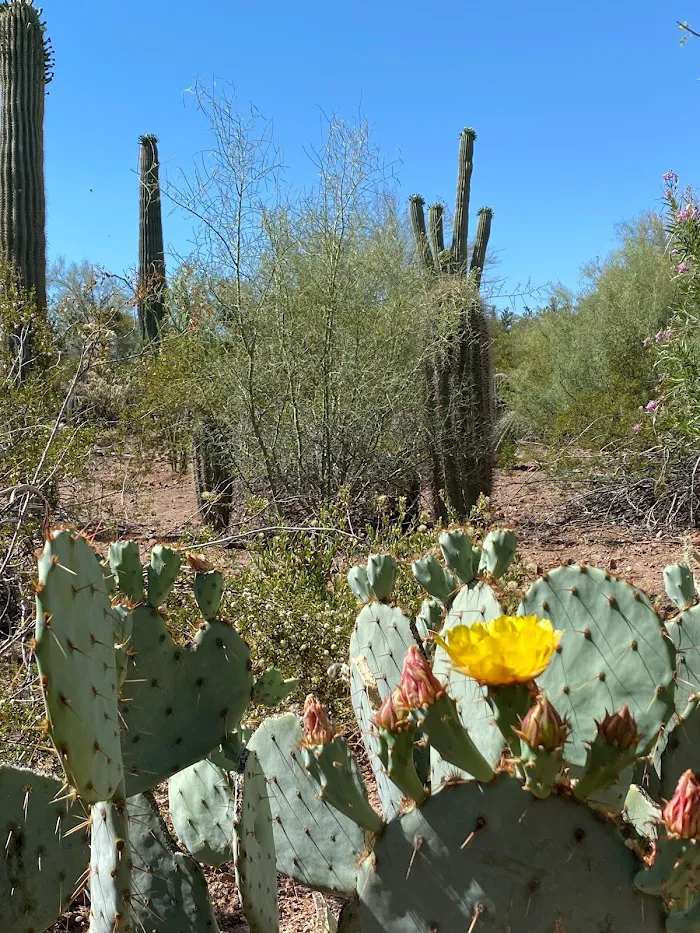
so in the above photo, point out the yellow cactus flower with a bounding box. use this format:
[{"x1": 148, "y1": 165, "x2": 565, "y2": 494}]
[{"x1": 434, "y1": 615, "x2": 560, "y2": 686}]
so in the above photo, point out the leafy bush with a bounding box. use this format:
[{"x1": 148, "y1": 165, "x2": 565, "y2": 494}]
[{"x1": 498, "y1": 212, "x2": 676, "y2": 445}]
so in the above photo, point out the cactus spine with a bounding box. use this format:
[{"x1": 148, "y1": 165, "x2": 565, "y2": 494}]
[
  {"x1": 137, "y1": 134, "x2": 166, "y2": 343},
  {"x1": 410, "y1": 128, "x2": 495, "y2": 519},
  {"x1": 0, "y1": 0, "x2": 52, "y2": 381}
]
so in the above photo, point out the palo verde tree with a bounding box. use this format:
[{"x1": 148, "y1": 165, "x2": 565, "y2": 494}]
[
  {"x1": 409, "y1": 127, "x2": 494, "y2": 519},
  {"x1": 138, "y1": 134, "x2": 167, "y2": 343},
  {"x1": 0, "y1": 0, "x2": 53, "y2": 382}
]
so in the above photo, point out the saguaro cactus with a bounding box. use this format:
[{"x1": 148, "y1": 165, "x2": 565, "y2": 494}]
[
  {"x1": 138, "y1": 134, "x2": 167, "y2": 342},
  {"x1": 410, "y1": 127, "x2": 494, "y2": 519},
  {"x1": 0, "y1": 0, "x2": 52, "y2": 380}
]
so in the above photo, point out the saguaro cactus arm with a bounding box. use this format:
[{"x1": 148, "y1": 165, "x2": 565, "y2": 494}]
[
  {"x1": 138, "y1": 134, "x2": 167, "y2": 343},
  {"x1": 450, "y1": 127, "x2": 476, "y2": 270},
  {"x1": 408, "y1": 195, "x2": 434, "y2": 272}
]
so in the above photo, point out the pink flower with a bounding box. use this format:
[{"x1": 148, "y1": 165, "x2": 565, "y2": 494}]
[
  {"x1": 633, "y1": 423, "x2": 642, "y2": 434},
  {"x1": 373, "y1": 689, "x2": 410, "y2": 732},
  {"x1": 663, "y1": 770, "x2": 700, "y2": 839},
  {"x1": 642, "y1": 337, "x2": 652, "y2": 348},
  {"x1": 302, "y1": 695, "x2": 336, "y2": 746},
  {"x1": 645, "y1": 400, "x2": 659, "y2": 412},
  {"x1": 678, "y1": 262, "x2": 690, "y2": 274},
  {"x1": 663, "y1": 170, "x2": 678, "y2": 185},
  {"x1": 399, "y1": 645, "x2": 444, "y2": 708}
]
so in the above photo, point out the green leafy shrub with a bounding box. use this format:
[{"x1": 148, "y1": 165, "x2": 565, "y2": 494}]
[{"x1": 499, "y1": 212, "x2": 675, "y2": 445}]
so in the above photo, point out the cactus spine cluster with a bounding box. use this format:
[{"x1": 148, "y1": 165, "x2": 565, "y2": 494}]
[
  {"x1": 0, "y1": 0, "x2": 52, "y2": 381},
  {"x1": 410, "y1": 128, "x2": 495, "y2": 519},
  {"x1": 137, "y1": 134, "x2": 166, "y2": 343}
]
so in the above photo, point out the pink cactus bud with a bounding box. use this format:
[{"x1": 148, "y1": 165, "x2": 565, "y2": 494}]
[
  {"x1": 399, "y1": 645, "x2": 444, "y2": 709},
  {"x1": 373, "y1": 690, "x2": 410, "y2": 732},
  {"x1": 514, "y1": 693, "x2": 568, "y2": 751},
  {"x1": 302, "y1": 694, "x2": 335, "y2": 746},
  {"x1": 663, "y1": 770, "x2": 700, "y2": 839},
  {"x1": 597, "y1": 705, "x2": 639, "y2": 750}
]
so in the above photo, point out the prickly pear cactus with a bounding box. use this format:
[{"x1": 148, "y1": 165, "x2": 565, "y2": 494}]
[
  {"x1": 233, "y1": 749, "x2": 279, "y2": 933},
  {"x1": 0, "y1": 766, "x2": 89, "y2": 933},
  {"x1": 88, "y1": 787, "x2": 132, "y2": 933},
  {"x1": 169, "y1": 758, "x2": 236, "y2": 866},
  {"x1": 128, "y1": 792, "x2": 221, "y2": 932},
  {"x1": 34, "y1": 530, "x2": 123, "y2": 803},
  {"x1": 120, "y1": 605, "x2": 254, "y2": 795},
  {"x1": 248, "y1": 713, "x2": 365, "y2": 896},
  {"x1": 522, "y1": 563, "x2": 676, "y2": 766},
  {"x1": 357, "y1": 776, "x2": 665, "y2": 932}
]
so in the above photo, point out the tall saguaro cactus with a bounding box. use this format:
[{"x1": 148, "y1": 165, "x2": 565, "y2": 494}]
[
  {"x1": 0, "y1": 0, "x2": 52, "y2": 381},
  {"x1": 410, "y1": 127, "x2": 494, "y2": 519},
  {"x1": 138, "y1": 134, "x2": 166, "y2": 343}
]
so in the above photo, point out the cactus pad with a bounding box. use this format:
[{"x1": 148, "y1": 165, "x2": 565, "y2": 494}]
[
  {"x1": 169, "y1": 758, "x2": 236, "y2": 866},
  {"x1": 521, "y1": 564, "x2": 676, "y2": 766},
  {"x1": 248, "y1": 714, "x2": 365, "y2": 896},
  {"x1": 349, "y1": 601, "x2": 419, "y2": 819},
  {"x1": 253, "y1": 668, "x2": 299, "y2": 707},
  {"x1": 88, "y1": 790, "x2": 132, "y2": 933},
  {"x1": 146, "y1": 544, "x2": 181, "y2": 607},
  {"x1": 108, "y1": 541, "x2": 144, "y2": 603},
  {"x1": 35, "y1": 529, "x2": 123, "y2": 802},
  {"x1": 0, "y1": 766, "x2": 89, "y2": 933},
  {"x1": 233, "y1": 749, "x2": 279, "y2": 933},
  {"x1": 128, "y1": 792, "x2": 221, "y2": 932},
  {"x1": 120, "y1": 606, "x2": 253, "y2": 795},
  {"x1": 358, "y1": 775, "x2": 665, "y2": 931}
]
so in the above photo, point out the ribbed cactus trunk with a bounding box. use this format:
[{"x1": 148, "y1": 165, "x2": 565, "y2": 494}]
[
  {"x1": 138, "y1": 134, "x2": 166, "y2": 343},
  {"x1": 0, "y1": 0, "x2": 51, "y2": 382},
  {"x1": 192, "y1": 417, "x2": 234, "y2": 532},
  {"x1": 410, "y1": 128, "x2": 495, "y2": 520}
]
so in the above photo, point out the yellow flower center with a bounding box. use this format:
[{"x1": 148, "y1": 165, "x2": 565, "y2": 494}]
[{"x1": 434, "y1": 614, "x2": 560, "y2": 687}]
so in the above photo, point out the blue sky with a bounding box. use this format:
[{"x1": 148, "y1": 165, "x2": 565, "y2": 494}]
[{"x1": 45, "y1": 1, "x2": 700, "y2": 309}]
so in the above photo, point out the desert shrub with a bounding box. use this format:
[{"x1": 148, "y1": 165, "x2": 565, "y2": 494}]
[{"x1": 499, "y1": 212, "x2": 676, "y2": 445}]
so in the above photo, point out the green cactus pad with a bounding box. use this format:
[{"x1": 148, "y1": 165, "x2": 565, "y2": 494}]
[
  {"x1": 347, "y1": 566, "x2": 373, "y2": 602},
  {"x1": 193, "y1": 568, "x2": 224, "y2": 619},
  {"x1": 521, "y1": 564, "x2": 676, "y2": 767},
  {"x1": 169, "y1": 758, "x2": 236, "y2": 866},
  {"x1": 419, "y1": 694, "x2": 495, "y2": 784},
  {"x1": 233, "y1": 749, "x2": 279, "y2": 933},
  {"x1": 366, "y1": 554, "x2": 397, "y2": 601},
  {"x1": 303, "y1": 738, "x2": 383, "y2": 833},
  {"x1": 248, "y1": 714, "x2": 365, "y2": 896},
  {"x1": 108, "y1": 541, "x2": 144, "y2": 603},
  {"x1": 88, "y1": 789, "x2": 132, "y2": 933},
  {"x1": 112, "y1": 603, "x2": 133, "y2": 690},
  {"x1": 665, "y1": 563, "x2": 697, "y2": 611},
  {"x1": 414, "y1": 598, "x2": 443, "y2": 642},
  {"x1": 477, "y1": 527, "x2": 517, "y2": 578},
  {"x1": 430, "y1": 581, "x2": 505, "y2": 788},
  {"x1": 349, "y1": 601, "x2": 420, "y2": 819},
  {"x1": 0, "y1": 766, "x2": 89, "y2": 933},
  {"x1": 438, "y1": 529, "x2": 477, "y2": 584},
  {"x1": 128, "y1": 792, "x2": 221, "y2": 932},
  {"x1": 35, "y1": 529, "x2": 123, "y2": 802},
  {"x1": 411, "y1": 555, "x2": 460, "y2": 607},
  {"x1": 358, "y1": 775, "x2": 666, "y2": 932},
  {"x1": 253, "y1": 668, "x2": 299, "y2": 706},
  {"x1": 120, "y1": 605, "x2": 253, "y2": 795},
  {"x1": 667, "y1": 604, "x2": 700, "y2": 710},
  {"x1": 146, "y1": 544, "x2": 181, "y2": 607}
]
